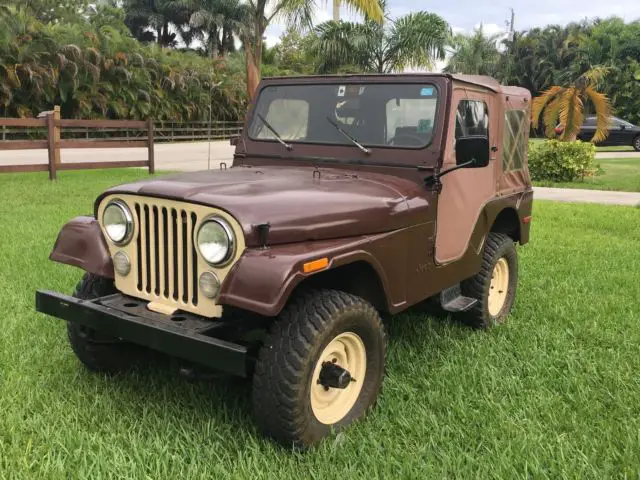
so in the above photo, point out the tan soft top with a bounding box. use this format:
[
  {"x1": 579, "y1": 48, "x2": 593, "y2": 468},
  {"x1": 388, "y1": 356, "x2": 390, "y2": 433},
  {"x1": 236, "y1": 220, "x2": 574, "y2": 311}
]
[{"x1": 447, "y1": 74, "x2": 531, "y2": 99}]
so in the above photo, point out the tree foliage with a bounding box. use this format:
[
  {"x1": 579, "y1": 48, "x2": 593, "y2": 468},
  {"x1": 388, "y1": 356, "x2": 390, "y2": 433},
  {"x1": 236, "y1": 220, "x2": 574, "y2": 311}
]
[
  {"x1": 532, "y1": 67, "x2": 612, "y2": 142},
  {"x1": 306, "y1": 3, "x2": 449, "y2": 74},
  {"x1": 0, "y1": 5, "x2": 247, "y2": 120},
  {"x1": 444, "y1": 25, "x2": 500, "y2": 76},
  {"x1": 496, "y1": 17, "x2": 640, "y2": 126}
]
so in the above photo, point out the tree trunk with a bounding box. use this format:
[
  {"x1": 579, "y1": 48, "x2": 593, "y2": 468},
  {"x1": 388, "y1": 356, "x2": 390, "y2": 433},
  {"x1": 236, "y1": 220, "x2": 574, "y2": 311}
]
[
  {"x1": 245, "y1": 43, "x2": 261, "y2": 99},
  {"x1": 209, "y1": 26, "x2": 219, "y2": 57}
]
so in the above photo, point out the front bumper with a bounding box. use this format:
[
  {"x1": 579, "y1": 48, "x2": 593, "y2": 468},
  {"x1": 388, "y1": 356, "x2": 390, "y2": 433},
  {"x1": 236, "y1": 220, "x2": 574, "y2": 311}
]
[{"x1": 35, "y1": 290, "x2": 249, "y2": 377}]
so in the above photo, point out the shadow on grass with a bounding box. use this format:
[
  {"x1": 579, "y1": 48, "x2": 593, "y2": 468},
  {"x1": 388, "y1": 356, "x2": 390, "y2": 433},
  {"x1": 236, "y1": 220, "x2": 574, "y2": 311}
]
[{"x1": 66, "y1": 300, "x2": 478, "y2": 448}]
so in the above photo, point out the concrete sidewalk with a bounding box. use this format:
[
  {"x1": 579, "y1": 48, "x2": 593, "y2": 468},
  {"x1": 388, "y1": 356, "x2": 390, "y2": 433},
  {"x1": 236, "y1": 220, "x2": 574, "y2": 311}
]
[{"x1": 534, "y1": 187, "x2": 640, "y2": 206}]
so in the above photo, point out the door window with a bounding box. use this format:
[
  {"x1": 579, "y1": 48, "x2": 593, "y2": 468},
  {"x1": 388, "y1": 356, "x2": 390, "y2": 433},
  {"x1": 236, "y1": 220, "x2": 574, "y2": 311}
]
[{"x1": 455, "y1": 100, "x2": 489, "y2": 139}]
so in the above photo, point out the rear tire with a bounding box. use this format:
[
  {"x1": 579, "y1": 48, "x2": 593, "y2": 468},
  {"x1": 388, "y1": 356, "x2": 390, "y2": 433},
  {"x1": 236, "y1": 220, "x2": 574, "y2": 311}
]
[
  {"x1": 633, "y1": 135, "x2": 640, "y2": 152},
  {"x1": 67, "y1": 273, "x2": 143, "y2": 374},
  {"x1": 252, "y1": 290, "x2": 386, "y2": 448},
  {"x1": 461, "y1": 233, "x2": 518, "y2": 328}
]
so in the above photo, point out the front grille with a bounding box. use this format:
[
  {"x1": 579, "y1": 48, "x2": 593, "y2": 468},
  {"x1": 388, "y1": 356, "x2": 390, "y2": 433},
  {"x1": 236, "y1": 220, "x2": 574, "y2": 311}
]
[{"x1": 134, "y1": 201, "x2": 199, "y2": 308}]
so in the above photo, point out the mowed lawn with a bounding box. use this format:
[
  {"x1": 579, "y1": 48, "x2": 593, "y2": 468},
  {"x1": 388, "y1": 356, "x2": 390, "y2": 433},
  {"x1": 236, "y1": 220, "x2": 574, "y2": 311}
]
[
  {"x1": 1, "y1": 170, "x2": 640, "y2": 478},
  {"x1": 534, "y1": 157, "x2": 640, "y2": 192}
]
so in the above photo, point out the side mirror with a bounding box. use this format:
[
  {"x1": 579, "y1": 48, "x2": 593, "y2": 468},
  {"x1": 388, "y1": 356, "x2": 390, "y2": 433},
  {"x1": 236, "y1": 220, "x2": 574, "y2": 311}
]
[
  {"x1": 455, "y1": 136, "x2": 490, "y2": 168},
  {"x1": 229, "y1": 136, "x2": 240, "y2": 146},
  {"x1": 620, "y1": 124, "x2": 626, "y2": 130}
]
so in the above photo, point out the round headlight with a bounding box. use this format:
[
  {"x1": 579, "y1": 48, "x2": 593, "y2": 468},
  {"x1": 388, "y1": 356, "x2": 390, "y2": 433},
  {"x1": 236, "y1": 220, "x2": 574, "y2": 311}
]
[
  {"x1": 196, "y1": 218, "x2": 234, "y2": 265},
  {"x1": 103, "y1": 200, "x2": 133, "y2": 245}
]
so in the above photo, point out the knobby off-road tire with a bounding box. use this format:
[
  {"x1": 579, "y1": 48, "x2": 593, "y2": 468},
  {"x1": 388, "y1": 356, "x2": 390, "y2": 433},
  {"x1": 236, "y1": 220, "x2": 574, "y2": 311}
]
[
  {"x1": 67, "y1": 273, "x2": 142, "y2": 373},
  {"x1": 252, "y1": 290, "x2": 386, "y2": 448},
  {"x1": 461, "y1": 232, "x2": 518, "y2": 329}
]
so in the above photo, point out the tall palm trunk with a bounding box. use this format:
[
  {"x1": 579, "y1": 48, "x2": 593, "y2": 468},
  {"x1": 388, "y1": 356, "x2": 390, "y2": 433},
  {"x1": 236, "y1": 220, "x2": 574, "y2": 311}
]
[
  {"x1": 333, "y1": 0, "x2": 340, "y2": 21},
  {"x1": 245, "y1": 39, "x2": 261, "y2": 99}
]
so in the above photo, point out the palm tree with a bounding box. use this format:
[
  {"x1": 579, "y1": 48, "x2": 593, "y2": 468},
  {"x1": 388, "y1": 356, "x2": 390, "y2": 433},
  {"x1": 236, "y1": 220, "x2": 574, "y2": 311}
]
[
  {"x1": 187, "y1": 0, "x2": 251, "y2": 57},
  {"x1": 242, "y1": 0, "x2": 383, "y2": 98},
  {"x1": 307, "y1": 3, "x2": 449, "y2": 74},
  {"x1": 123, "y1": 0, "x2": 191, "y2": 47},
  {"x1": 532, "y1": 66, "x2": 612, "y2": 142},
  {"x1": 444, "y1": 25, "x2": 501, "y2": 76}
]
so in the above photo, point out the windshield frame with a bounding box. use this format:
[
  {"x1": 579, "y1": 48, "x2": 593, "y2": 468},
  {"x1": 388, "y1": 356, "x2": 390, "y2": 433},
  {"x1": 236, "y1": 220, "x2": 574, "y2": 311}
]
[{"x1": 246, "y1": 80, "x2": 442, "y2": 152}]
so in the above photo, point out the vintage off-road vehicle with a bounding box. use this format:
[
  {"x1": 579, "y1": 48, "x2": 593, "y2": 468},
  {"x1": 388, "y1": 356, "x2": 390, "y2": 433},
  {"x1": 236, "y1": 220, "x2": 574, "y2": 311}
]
[{"x1": 37, "y1": 73, "x2": 533, "y2": 447}]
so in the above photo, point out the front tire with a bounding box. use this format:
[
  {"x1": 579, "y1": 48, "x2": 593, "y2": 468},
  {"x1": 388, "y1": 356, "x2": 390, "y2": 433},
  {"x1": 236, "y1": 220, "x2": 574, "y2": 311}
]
[
  {"x1": 67, "y1": 273, "x2": 143, "y2": 373},
  {"x1": 461, "y1": 233, "x2": 518, "y2": 328},
  {"x1": 633, "y1": 135, "x2": 640, "y2": 152},
  {"x1": 252, "y1": 290, "x2": 386, "y2": 448}
]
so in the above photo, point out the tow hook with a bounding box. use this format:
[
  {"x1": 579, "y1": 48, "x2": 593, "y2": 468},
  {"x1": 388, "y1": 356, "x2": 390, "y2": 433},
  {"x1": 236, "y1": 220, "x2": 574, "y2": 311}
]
[{"x1": 318, "y1": 361, "x2": 353, "y2": 390}]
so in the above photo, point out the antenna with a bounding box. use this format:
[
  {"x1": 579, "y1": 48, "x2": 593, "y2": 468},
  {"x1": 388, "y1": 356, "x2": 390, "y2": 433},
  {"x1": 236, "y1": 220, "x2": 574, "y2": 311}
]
[
  {"x1": 207, "y1": 69, "x2": 213, "y2": 171},
  {"x1": 506, "y1": 8, "x2": 515, "y2": 42}
]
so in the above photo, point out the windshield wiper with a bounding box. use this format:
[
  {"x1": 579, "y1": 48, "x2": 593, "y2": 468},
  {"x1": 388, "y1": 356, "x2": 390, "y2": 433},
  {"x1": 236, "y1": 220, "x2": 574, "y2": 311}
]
[
  {"x1": 256, "y1": 113, "x2": 292, "y2": 151},
  {"x1": 326, "y1": 117, "x2": 371, "y2": 155}
]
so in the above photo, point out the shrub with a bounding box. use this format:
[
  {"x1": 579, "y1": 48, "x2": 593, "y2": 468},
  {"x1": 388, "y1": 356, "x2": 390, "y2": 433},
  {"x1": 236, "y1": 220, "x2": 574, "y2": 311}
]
[{"x1": 528, "y1": 140, "x2": 596, "y2": 182}]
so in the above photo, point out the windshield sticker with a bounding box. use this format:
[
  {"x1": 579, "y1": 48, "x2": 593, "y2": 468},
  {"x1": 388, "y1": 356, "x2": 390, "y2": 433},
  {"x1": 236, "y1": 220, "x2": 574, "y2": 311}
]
[
  {"x1": 417, "y1": 119, "x2": 432, "y2": 133},
  {"x1": 420, "y1": 87, "x2": 435, "y2": 97},
  {"x1": 337, "y1": 86, "x2": 346, "y2": 97}
]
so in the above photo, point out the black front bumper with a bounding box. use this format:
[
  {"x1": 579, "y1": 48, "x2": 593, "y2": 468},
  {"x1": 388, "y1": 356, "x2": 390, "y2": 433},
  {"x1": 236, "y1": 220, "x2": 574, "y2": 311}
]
[{"x1": 36, "y1": 290, "x2": 250, "y2": 377}]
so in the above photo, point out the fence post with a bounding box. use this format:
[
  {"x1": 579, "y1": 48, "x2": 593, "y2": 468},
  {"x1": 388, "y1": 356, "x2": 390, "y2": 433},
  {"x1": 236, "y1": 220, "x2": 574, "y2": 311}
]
[
  {"x1": 147, "y1": 118, "x2": 155, "y2": 174},
  {"x1": 46, "y1": 113, "x2": 57, "y2": 180},
  {"x1": 2, "y1": 125, "x2": 5, "y2": 141},
  {"x1": 53, "y1": 105, "x2": 61, "y2": 166}
]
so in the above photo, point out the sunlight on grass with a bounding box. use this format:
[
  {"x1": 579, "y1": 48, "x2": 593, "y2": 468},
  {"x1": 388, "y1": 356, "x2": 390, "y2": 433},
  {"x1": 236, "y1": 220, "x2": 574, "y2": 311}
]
[{"x1": 1, "y1": 170, "x2": 639, "y2": 477}]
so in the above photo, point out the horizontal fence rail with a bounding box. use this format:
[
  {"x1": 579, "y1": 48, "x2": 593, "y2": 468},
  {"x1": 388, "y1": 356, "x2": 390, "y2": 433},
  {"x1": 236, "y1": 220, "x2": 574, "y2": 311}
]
[
  {"x1": 0, "y1": 108, "x2": 155, "y2": 179},
  {"x1": 1, "y1": 121, "x2": 243, "y2": 143}
]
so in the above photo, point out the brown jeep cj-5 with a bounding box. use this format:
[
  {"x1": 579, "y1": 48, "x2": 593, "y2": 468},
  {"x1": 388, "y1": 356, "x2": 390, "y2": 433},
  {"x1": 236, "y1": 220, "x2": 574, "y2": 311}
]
[{"x1": 37, "y1": 73, "x2": 533, "y2": 447}]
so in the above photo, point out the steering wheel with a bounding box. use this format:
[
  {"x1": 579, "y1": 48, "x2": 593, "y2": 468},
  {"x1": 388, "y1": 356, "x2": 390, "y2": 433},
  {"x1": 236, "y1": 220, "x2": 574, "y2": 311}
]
[{"x1": 387, "y1": 133, "x2": 426, "y2": 147}]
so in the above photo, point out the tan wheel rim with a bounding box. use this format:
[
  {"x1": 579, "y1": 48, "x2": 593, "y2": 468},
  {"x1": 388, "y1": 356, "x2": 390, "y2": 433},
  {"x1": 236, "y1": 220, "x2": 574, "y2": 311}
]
[
  {"x1": 310, "y1": 332, "x2": 367, "y2": 425},
  {"x1": 488, "y1": 257, "x2": 510, "y2": 316}
]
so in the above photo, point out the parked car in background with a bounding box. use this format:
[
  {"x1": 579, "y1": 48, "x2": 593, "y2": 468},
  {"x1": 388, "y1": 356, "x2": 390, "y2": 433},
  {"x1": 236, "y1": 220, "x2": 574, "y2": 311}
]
[{"x1": 555, "y1": 116, "x2": 640, "y2": 150}]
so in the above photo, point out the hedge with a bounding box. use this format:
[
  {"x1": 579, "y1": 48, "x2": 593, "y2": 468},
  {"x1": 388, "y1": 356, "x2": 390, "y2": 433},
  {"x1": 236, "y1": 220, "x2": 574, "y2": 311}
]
[{"x1": 528, "y1": 140, "x2": 597, "y2": 182}]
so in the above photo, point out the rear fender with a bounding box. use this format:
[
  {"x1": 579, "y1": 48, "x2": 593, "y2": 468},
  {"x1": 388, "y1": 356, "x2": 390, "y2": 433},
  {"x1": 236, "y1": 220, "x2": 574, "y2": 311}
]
[{"x1": 49, "y1": 216, "x2": 114, "y2": 278}]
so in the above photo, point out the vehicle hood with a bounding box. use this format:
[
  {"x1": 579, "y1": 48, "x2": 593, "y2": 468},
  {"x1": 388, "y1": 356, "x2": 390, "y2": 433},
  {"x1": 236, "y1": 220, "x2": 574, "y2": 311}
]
[{"x1": 101, "y1": 166, "x2": 429, "y2": 246}]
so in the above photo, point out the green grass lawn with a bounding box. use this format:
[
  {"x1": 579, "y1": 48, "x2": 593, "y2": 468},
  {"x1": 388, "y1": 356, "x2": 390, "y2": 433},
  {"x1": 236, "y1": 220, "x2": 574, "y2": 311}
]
[
  {"x1": 1, "y1": 170, "x2": 640, "y2": 478},
  {"x1": 533, "y1": 157, "x2": 640, "y2": 192}
]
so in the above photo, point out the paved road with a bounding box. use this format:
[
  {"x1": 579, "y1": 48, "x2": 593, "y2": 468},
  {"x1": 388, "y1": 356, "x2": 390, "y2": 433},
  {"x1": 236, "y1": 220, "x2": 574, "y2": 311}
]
[
  {"x1": 2, "y1": 141, "x2": 638, "y2": 205},
  {"x1": 0, "y1": 141, "x2": 236, "y2": 172}
]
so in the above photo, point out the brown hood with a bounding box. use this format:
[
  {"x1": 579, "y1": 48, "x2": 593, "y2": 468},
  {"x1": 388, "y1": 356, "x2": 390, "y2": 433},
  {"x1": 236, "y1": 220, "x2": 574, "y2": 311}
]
[{"x1": 100, "y1": 166, "x2": 429, "y2": 246}]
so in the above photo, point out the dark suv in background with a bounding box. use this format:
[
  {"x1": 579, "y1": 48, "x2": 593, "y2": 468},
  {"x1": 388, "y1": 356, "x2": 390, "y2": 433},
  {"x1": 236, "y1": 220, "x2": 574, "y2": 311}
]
[{"x1": 557, "y1": 116, "x2": 640, "y2": 150}]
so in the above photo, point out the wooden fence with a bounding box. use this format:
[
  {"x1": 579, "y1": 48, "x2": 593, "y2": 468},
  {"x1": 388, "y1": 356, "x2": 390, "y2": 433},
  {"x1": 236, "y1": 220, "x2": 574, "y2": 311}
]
[
  {"x1": 0, "y1": 108, "x2": 154, "y2": 180},
  {"x1": 0, "y1": 120, "x2": 243, "y2": 143}
]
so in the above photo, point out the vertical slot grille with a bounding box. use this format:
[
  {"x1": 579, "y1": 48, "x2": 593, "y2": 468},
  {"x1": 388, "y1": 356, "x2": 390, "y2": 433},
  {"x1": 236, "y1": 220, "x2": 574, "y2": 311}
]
[{"x1": 134, "y1": 201, "x2": 198, "y2": 308}]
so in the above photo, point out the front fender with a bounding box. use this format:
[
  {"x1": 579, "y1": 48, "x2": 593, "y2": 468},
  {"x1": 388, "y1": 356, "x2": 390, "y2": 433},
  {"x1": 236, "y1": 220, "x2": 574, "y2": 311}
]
[
  {"x1": 219, "y1": 231, "x2": 404, "y2": 317},
  {"x1": 49, "y1": 216, "x2": 114, "y2": 278}
]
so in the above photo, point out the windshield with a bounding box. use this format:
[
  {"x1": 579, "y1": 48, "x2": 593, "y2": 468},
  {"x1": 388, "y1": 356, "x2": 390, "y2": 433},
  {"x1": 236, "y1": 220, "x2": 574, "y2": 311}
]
[{"x1": 248, "y1": 83, "x2": 439, "y2": 149}]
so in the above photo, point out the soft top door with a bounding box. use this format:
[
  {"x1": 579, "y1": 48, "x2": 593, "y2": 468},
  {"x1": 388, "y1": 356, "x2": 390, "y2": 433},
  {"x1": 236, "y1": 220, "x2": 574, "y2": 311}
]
[{"x1": 435, "y1": 86, "x2": 499, "y2": 265}]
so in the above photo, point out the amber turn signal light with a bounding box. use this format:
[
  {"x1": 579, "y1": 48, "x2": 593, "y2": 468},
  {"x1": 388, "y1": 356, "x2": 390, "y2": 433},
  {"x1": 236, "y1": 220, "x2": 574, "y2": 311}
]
[{"x1": 303, "y1": 258, "x2": 329, "y2": 273}]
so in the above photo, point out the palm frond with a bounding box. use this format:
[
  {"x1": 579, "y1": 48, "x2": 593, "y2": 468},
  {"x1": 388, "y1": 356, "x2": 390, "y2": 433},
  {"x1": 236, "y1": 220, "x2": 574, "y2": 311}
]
[
  {"x1": 584, "y1": 86, "x2": 612, "y2": 143},
  {"x1": 532, "y1": 86, "x2": 564, "y2": 126},
  {"x1": 542, "y1": 97, "x2": 561, "y2": 138},
  {"x1": 558, "y1": 87, "x2": 583, "y2": 141}
]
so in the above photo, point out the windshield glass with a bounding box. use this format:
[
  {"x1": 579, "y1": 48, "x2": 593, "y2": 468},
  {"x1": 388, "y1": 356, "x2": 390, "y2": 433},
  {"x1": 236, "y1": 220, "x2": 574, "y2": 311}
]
[{"x1": 248, "y1": 83, "x2": 439, "y2": 149}]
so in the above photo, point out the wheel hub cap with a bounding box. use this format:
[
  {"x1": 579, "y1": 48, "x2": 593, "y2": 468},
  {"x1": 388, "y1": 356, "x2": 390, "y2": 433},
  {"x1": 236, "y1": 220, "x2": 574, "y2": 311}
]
[
  {"x1": 488, "y1": 257, "x2": 509, "y2": 316},
  {"x1": 310, "y1": 332, "x2": 366, "y2": 425}
]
